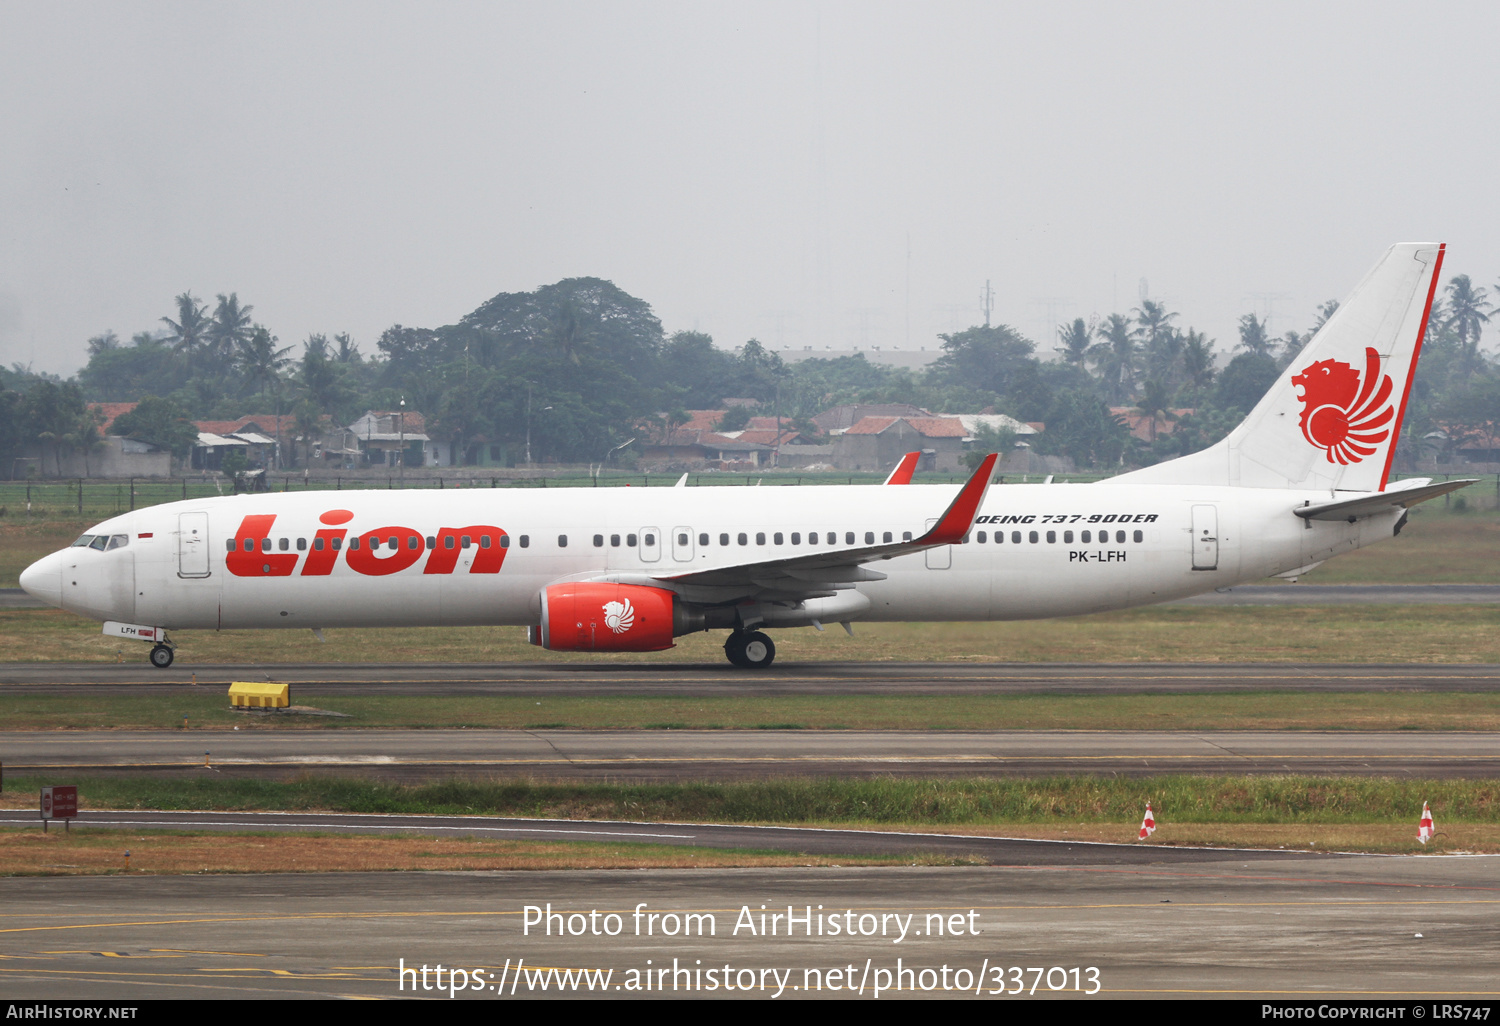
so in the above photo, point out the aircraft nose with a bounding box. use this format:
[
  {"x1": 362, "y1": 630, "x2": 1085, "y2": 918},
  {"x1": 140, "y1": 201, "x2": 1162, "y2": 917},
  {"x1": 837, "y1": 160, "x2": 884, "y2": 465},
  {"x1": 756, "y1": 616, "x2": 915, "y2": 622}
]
[{"x1": 19, "y1": 551, "x2": 64, "y2": 609}]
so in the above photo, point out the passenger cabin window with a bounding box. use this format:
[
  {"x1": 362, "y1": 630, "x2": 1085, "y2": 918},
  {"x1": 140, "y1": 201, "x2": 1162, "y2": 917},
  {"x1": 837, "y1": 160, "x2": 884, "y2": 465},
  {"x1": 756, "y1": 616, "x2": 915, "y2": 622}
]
[
  {"x1": 883, "y1": 532, "x2": 892, "y2": 543},
  {"x1": 409, "y1": 536, "x2": 420, "y2": 550},
  {"x1": 1063, "y1": 530, "x2": 1073, "y2": 543},
  {"x1": 461, "y1": 536, "x2": 471, "y2": 549},
  {"x1": 719, "y1": 533, "x2": 729, "y2": 546},
  {"x1": 1081, "y1": 530, "x2": 1091, "y2": 543},
  {"x1": 278, "y1": 538, "x2": 289, "y2": 551},
  {"x1": 426, "y1": 536, "x2": 436, "y2": 549},
  {"x1": 643, "y1": 533, "x2": 655, "y2": 546},
  {"x1": 348, "y1": 537, "x2": 360, "y2": 550},
  {"x1": 594, "y1": 535, "x2": 605, "y2": 547},
  {"x1": 611, "y1": 534, "x2": 621, "y2": 547},
  {"x1": 1028, "y1": 531, "x2": 1038, "y2": 543},
  {"x1": 1046, "y1": 531, "x2": 1056, "y2": 543},
  {"x1": 845, "y1": 532, "x2": 855, "y2": 545},
  {"x1": 499, "y1": 536, "x2": 510, "y2": 548},
  {"x1": 519, "y1": 535, "x2": 529, "y2": 548},
  {"x1": 755, "y1": 532, "x2": 765, "y2": 545},
  {"x1": 1012, "y1": 531, "x2": 1021, "y2": 544},
  {"x1": 698, "y1": 533, "x2": 708, "y2": 546},
  {"x1": 827, "y1": 532, "x2": 836, "y2": 544},
  {"x1": 313, "y1": 538, "x2": 325, "y2": 551},
  {"x1": 808, "y1": 532, "x2": 818, "y2": 545},
  {"x1": 773, "y1": 532, "x2": 783, "y2": 545},
  {"x1": 558, "y1": 535, "x2": 568, "y2": 547},
  {"x1": 226, "y1": 539, "x2": 236, "y2": 551},
  {"x1": 627, "y1": 533, "x2": 638, "y2": 547},
  {"x1": 903, "y1": 531, "x2": 913, "y2": 542},
  {"x1": 1134, "y1": 530, "x2": 1144, "y2": 543},
  {"x1": 678, "y1": 533, "x2": 689, "y2": 547},
  {"x1": 791, "y1": 532, "x2": 801, "y2": 544},
  {"x1": 331, "y1": 537, "x2": 342, "y2": 551},
  {"x1": 865, "y1": 532, "x2": 875, "y2": 544},
  {"x1": 1116, "y1": 530, "x2": 1126, "y2": 544},
  {"x1": 977, "y1": 531, "x2": 986, "y2": 543},
  {"x1": 444, "y1": 536, "x2": 455, "y2": 549},
  {"x1": 738, "y1": 533, "x2": 748, "y2": 545},
  {"x1": 478, "y1": 536, "x2": 489, "y2": 549}
]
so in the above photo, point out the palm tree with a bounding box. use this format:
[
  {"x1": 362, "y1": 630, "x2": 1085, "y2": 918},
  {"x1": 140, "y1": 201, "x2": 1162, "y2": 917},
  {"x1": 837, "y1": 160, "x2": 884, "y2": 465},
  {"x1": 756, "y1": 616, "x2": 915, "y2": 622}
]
[
  {"x1": 1088, "y1": 314, "x2": 1138, "y2": 402},
  {"x1": 1131, "y1": 378, "x2": 1177, "y2": 443},
  {"x1": 238, "y1": 325, "x2": 293, "y2": 396},
  {"x1": 1055, "y1": 318, "x2": 1093, "y2": 368},
  {"x1": 1445, "y1": 275, "x2": 1491, "y2": 374},
  {"x1": 208, "y1": 293, "x2": 254, "y2": 377},
  {"x1": 1180, "y1": 330, "x2": 1216, "y2": 389},
  {"x1": 160, "y1": 292, "x2": 211, "y2": 371},
  {"x1": 1236, "y1": 313, "x2": 1273, "y2": 358}
]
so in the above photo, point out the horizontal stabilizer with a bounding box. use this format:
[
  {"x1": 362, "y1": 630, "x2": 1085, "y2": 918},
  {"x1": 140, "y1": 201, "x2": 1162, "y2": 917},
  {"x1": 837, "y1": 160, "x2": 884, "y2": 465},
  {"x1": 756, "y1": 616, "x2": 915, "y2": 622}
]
[{"x1": 1294, "y1": 478, "x2": 1476, "y2": 521}]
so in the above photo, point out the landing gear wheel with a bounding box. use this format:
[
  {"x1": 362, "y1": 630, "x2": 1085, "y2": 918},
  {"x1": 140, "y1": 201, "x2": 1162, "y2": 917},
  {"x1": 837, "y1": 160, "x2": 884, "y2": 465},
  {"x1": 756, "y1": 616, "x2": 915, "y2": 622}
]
[
  {"x1": 723, "y1": 632, "x2": 749, "y2": 668},
  {"x1": 149, "y1": 644, "x2": 174, "y2": 669},
  {"x1": 724, "y1": 630, "x2": 776, "y2": 669}
]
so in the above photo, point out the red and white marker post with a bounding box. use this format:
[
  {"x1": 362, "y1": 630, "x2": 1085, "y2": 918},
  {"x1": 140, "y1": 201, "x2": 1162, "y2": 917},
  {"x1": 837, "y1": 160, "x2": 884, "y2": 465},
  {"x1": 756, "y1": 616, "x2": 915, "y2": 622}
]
[
  {"x1": 1418, "y1": 802, "x2": 1435, "y2": 845},
  {"x1": 1137, "y1": 801, "x2": 1156, "y2": 841}
]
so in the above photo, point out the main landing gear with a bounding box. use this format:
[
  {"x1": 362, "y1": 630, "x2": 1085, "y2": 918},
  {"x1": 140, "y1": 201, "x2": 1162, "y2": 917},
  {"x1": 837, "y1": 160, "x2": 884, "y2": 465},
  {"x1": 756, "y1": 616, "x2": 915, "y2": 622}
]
[
  {"x1": 724, "y1": 630, "x2": 775, "y2": 669},
  {"x1": 149, "y1": 642, "x2": 175, "y2": 668}
]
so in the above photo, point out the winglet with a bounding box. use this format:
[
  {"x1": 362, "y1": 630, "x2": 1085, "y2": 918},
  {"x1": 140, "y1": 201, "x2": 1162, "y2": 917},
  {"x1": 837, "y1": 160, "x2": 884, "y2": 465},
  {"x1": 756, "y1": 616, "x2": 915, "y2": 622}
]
[
  {"x1": 917, "y1": 454, "x2": 998, "y2": 545},
  {"x1": 883, "y1": 452, "x2": 921, "y2": 485}
]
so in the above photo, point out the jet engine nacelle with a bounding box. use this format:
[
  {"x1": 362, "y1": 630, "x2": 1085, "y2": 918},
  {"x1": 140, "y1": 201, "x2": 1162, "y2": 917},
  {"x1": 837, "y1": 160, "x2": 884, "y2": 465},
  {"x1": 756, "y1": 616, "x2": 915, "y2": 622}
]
[{"x1": 536, "y1": 582, "x2": 677, "y2": 652}]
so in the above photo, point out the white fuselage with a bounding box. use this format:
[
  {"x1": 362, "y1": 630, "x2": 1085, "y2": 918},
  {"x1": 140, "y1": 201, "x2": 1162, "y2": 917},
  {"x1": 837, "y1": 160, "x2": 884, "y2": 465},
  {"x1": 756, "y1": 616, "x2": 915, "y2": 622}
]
[{"x1": 25, "y1": 481, "x2": 1397, "y2": 633}]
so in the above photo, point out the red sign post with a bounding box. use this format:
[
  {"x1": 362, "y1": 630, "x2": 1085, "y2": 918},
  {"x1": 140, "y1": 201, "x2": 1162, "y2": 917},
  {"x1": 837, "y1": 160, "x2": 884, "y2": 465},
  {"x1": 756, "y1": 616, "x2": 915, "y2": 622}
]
[{"x1": 41, "y1": 785, "x2": 77, "y2": 833}]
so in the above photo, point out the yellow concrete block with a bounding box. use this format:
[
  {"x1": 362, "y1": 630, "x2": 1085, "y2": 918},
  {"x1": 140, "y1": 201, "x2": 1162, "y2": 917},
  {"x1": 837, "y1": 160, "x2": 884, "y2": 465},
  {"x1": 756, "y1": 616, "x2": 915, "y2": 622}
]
[{"x1": 228, "y1": 681, "x2": 290, "y2": 709}]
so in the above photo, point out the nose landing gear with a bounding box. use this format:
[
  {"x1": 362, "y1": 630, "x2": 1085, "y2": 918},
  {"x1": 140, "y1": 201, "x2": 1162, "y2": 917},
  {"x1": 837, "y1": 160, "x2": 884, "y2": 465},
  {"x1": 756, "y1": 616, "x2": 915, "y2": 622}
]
[
  {"x1": 724, "y1": 630, "x2": 775, "y2": 669},
  {"x1": 149, "y1": 642, "x2": 175, "y2": 668}
]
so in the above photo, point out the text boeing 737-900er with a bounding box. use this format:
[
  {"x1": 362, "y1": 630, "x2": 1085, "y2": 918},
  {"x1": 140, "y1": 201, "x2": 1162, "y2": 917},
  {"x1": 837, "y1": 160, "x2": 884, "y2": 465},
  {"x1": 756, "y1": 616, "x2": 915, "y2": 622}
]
[{"x1": 20, "y1": 243, "x2": 1475, "y2": 669}]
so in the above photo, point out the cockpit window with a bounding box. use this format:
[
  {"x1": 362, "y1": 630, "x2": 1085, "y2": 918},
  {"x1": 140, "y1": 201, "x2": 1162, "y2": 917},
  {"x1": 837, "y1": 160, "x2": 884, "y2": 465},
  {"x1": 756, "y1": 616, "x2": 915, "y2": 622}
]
[
  {"x1": 88, "y1": 535, "x2": 109, "y2": 551},
  {"x1": 106, "y1": 535, "x2": 129, "y2": 550},
  {"x1": 71, "y1": 535, "x2": 95, "y2": 547}
]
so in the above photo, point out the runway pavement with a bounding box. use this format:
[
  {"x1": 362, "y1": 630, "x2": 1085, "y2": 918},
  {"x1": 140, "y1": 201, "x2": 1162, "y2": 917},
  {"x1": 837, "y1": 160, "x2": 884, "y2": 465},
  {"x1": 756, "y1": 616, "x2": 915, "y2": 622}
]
[
  {"x1": 5, "y1": 728, "x2": 1499, "y2": 779},
  {"x1": 1, "y1": 860, "x2": 1495, "y2": 1000},
  {"x1": 5, "y1": 660, "x2": 1500, "y2": 695}
]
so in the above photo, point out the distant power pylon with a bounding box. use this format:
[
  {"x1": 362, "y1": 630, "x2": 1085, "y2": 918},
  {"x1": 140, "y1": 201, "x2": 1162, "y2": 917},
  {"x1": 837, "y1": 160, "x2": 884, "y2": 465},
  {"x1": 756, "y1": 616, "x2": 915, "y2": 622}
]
[
  {"x1": 1244, "y1": 291, "x2": 1293, "y2": 333},
  {"x1": 980, "y1": 280, "x2": 995, "y2": 328}
]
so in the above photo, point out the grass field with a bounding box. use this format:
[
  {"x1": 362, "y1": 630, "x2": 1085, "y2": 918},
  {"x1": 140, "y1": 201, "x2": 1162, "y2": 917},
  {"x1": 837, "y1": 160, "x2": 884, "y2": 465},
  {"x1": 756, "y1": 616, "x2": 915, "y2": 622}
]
[
  {"x1": 0, "y1": 775, "x2": 1487, "y2": 860},
  {"x1": 3, "y1": 690, "x2": 1499, "y2": 731},
  {"x1": 5, "y1": 602, "x2": 1500, "y2": 665},
  {"x1": 0, "y1": 830, "x2": 964, "y2": 875}
]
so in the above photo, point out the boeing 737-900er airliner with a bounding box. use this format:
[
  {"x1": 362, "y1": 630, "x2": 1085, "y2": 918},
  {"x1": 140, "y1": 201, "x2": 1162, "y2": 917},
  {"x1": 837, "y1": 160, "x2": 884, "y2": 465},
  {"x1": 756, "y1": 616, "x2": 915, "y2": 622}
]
[{"x1": 19, "y1": 243, "x2": 1475, "y2": 669}]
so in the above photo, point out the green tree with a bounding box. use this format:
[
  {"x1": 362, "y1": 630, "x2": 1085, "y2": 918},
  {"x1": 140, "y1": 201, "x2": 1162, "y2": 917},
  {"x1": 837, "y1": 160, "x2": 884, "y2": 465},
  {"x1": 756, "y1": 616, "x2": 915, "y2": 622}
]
[
  {"x1": 1236, "y1": 313, "x2": 1274, "y2": 358},
  {"x1": 111, "y1": 395, "x2": 200, "y2": 461},
  {"x1": 160, "y1": 292, "x2": 211, "y2": 372},
  {"x1": 1088, "y1": 314, "x2": 1137, "y2": 403},
  {"x1": 1054, "y1": 318, "x2": 1092, "y2": 368}
]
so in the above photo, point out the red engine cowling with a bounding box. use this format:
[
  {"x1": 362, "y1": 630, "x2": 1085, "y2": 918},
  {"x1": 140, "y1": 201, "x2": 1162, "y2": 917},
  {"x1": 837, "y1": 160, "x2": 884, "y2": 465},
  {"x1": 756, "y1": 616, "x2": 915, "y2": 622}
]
[{"x1": 538, "y1": 583, "x2": 676, "y2": 652}]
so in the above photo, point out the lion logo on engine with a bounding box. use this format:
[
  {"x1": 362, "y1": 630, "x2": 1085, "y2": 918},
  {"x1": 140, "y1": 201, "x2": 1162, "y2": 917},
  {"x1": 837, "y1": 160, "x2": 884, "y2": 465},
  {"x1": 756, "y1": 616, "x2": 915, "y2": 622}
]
[
  {"x1": 603, "y1": 598, "x2": 635, "y2": 634},
  {"x1": 1290, "y1": 347, "x2": 1395, "y2": 465}
]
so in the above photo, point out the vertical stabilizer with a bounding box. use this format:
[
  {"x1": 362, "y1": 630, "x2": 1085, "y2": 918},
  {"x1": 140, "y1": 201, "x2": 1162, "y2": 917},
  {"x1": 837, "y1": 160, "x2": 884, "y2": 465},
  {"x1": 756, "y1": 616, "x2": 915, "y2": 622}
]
[{"x1": 1118, "y1": 242, "x2": 1444, "y2": 491}]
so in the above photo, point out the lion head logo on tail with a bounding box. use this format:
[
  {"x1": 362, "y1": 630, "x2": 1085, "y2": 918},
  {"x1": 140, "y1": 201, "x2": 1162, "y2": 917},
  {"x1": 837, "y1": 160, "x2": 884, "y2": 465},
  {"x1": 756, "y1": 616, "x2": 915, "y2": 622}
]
[{"x1": 1290, "y1": 346, "x2": 1395, "y2": 465}]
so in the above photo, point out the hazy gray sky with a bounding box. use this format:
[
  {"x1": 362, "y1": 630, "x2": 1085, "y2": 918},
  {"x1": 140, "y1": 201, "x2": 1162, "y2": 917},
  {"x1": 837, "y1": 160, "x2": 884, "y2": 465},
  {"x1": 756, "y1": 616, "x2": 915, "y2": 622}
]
[{"x1": 3, "y1": 1, "x2": 1498, "y2": 376}]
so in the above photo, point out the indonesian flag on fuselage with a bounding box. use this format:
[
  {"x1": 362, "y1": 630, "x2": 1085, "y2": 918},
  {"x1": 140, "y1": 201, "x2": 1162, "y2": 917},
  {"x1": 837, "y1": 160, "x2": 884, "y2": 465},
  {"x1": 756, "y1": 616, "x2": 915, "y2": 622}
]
[
  {"x1": 1138, "y1": 801, "x2": 1156, "y2": 840},
  {"x1": 1418, "y1": 802, "x2": 1435, "y2": 845}
]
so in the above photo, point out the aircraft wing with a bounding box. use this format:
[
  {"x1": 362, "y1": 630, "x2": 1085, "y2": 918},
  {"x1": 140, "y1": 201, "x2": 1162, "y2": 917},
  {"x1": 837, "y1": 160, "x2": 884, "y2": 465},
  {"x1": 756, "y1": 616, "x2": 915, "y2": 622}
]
[
  {"x1": 1294, "y1": 478, "x2": 1477, "y2": 522},
  {"x1": 607, "y1": 454, "x2": 998, "y2": 604}
]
